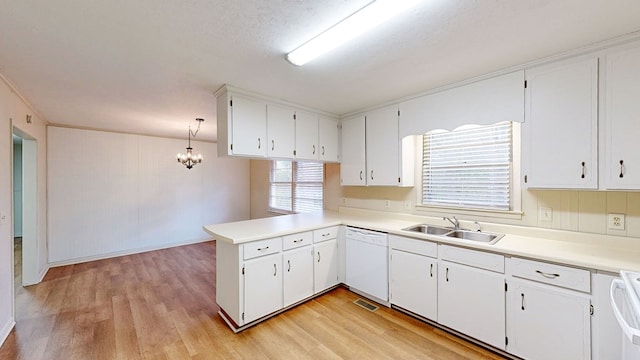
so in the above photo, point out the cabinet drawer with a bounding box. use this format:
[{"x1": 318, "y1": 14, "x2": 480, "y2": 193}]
[
  {"x1": 389, "y1": 235, "x2": 437, "y2": 258},
  {"x1": 283, "y1": 232, "x2": 313, "y2": 251},
  {"x1": 439, "y1": 245, "x2": 504, "y2": 273},
  {"x1": 508, "y1": 257, "x2": 590, "y2": 293},
  {"x1": 244, "y1": 237, "x2": 282, "y2": 260},
  {"x1": 313, "y1": 226, "x2": 339, "y2": 243}
]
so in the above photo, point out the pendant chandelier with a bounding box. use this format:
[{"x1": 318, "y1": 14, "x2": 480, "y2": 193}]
[{"x1": 177, "y1": 118, "x2": 204, "y2": 169}]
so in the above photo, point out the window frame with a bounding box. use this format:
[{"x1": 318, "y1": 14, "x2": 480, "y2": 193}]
[
  {"x1": 415, "y1": 121, "x2": 522, "y2": 220},
  {"x1": 269, "y1": 160, "x2": 324, "y2": 214}
]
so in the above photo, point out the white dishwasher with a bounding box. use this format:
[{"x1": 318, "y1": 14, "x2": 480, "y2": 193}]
[{"x1": 346, "y1": 227, "x2": 389, "y2": 303}]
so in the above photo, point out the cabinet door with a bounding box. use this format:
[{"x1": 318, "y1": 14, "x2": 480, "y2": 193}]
[
  {"x1": 523, "y1": 58, "x2": 598, "y2": 189},
  {"x1": 295, "y1": 111, "x2": 319, "y2": 160},
  {"x1": 340, "y1": 116, "x2": 366, "y2": 186},
  {"x1": 230, "y1": 95, "x2": 268, "y2": 157},
  {"x1": 267, "y1": 104, "x2": 295, "y2": 159},
  {"x1": 605, "y1": 45, "x2": 640, "y2": 189},
  {"x1": 283, "y1": 247, "x2": 314, "y2": 307},
  {"x1": 366, "y1": 106, "x2": 400, "y2": 186},
  {"x1": 319, "y1": 117, "x2": 340, "y2": 162},
  {"x1": 314, "y1": 239, "x2": 338, "y2": 293},
  {"x1": 507, "y1": 280, "x2": 591, "y2": 360},
  {"x1": 438, "y1": 261, "x2": 506, "y2": 350},
  {"x1": 243, "y1": 253, "x2": 282, "y2": 324},
  {"x1": 390, "y1": 249, "x2": 437, "y2": 321}
]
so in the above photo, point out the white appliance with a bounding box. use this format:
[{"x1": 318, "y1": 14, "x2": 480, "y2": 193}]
[
  {"x1": 345, "y1": 227, "x2": 388, "y2": 302},
  {"x1": 611, "y1": 270, "x2": 640, "y2": 359}
]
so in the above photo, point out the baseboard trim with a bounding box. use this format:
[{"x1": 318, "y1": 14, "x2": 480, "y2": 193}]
[
  {"x1": 48, "y1": 238, "x2": 214, "y2": 268},
  {"x1": 0, "y1": 318, "x2": 16, "y2": 347}
]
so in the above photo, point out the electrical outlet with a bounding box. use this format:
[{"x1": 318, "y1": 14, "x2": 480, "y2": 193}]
[
  {"x1": 341, "y1": 197, "x2": 347, "y2": 205},
  {"x1": 608, "y1": 213, "x2": 625, "y2": 230},
  {"x1": 539, "y1": 207, "x2": 553, "y2": 222},
  {"x1": 384, "y1": 200, "x2": 391, "y2": 208}
]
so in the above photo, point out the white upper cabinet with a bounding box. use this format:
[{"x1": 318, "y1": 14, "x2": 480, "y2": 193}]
[
  {"x1": 294, "y1": 111, "x2": 319, "y2": 161},
  {"x1": 605, "y1": 45, "x2": 640, "y2": 189},
  {"x1": 216, "y1": 91, "x2": 268, "y2": 158},
  {"x1": 522, "y1": 57, "x2": 599, "y2": 189},
  {"x1": 366, "y1": 106, "x2": 402, "y2": 186},
  {"x1": 318, "y1": 117, "x2": 340, "y2": 163},
  {"x1": 215, "y1": 85, "x2": 340, "y2": 163},
  {"x1": 267, "y1": 104, "x2": 295, "y2": 159},
  {"x1": 340, "y1": 115, "x2": 367, "y2": 186},
  {"x1": 340, "y1": 105, "x2": 414, "y2": 187}
]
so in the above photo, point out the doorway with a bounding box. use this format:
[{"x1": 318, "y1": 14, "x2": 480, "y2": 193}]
[{"x1": 12, "y1": 128, "x2": 38, "y2": 286}]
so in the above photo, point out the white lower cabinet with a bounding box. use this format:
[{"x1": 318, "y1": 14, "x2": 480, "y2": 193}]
[
  {"x1": 438, "y1": 260, "x2": 506, "y2": 350},
  {"x1": 243, "y1": 253, "x2": 283, "y2": 324},
  {"x1": 506, "y1": 280, "x2": 591, "y2": 360},
  {"x1": 283, "y1": 246, "x2": 314, "y2": 307},
  {"x1": 314, "y1": 239, "x2": 339, "y2": 293},
  {"x1": 390, "y1": 249, "x2": 438, "y2": 321}
]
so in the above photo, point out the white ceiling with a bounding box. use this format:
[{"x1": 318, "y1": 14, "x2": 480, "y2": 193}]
[{"x1": 2, "y1": 0, "x2": 640, "y2": 142}]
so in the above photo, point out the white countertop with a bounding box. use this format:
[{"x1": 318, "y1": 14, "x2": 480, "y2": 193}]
[{"x1": 203, "y1": 209, "x2": 640, "y2": 274}]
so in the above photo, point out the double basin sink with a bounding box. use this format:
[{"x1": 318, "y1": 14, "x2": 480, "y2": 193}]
[{"x1": 402, "y1": 224, "x2": 504, "y2": 245}]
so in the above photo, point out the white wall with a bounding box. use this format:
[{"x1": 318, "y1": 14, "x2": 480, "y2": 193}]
[
  {"x1": 47, "y1": 127, "x2": 250, "y2": 264},
  {"x1": 12, "y1": 142, "x2": 22, "y2": 236}
]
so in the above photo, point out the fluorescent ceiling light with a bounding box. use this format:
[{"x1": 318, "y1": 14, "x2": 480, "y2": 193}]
[{"x1": 286, "y1": 0, "x2": 423, "y2": 66}]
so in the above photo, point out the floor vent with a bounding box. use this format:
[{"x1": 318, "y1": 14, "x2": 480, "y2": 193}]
[{"x1": 353, "y1": 298, "x2": 378, "y2": 312}]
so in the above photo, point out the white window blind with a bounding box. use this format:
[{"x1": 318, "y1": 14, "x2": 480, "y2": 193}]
[
  {"x1": 422, "y1": 122, "x2": 512, "y2": 210},
  {"x1": 270, "y1": 160, "x2": 323, "y2": 213}
]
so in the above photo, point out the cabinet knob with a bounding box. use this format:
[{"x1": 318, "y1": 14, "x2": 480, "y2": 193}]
[
  {"x1": 581, "y1": 162, "x2": 585, "y2": 179},
  {"x1": 620, "y1": 160, "x2": 625, "y2": 178}
]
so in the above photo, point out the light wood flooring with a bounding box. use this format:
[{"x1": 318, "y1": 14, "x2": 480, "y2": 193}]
[{"x1": 0, "y1": 241, "x2": 505, "y2": 359}]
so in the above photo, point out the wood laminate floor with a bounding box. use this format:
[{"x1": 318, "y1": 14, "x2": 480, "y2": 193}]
[{"x1": 0, "y1": 241, "x2": 504, "y2": 360}]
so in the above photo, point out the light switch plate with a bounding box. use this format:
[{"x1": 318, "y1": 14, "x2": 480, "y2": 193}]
[
  {"x1": 608, "y1": 213, "x2": 625, "y2": 230},
  {"x1": 539, "y1": 207, "x2": 552, "y2": 222}
]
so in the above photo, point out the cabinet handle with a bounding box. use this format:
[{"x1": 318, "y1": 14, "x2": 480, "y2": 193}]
[
  {"x1": 273, "y1": 263, "x2": 277, "y2": 276},
  {"x1": 359, "y1": 171, "x2": 363, "y2": 181},
  {"x1": 535, "y1": 270, "x2": 560, "y2": 279},
  {"x1": 446, "y1": 268, "x2": 449, "y2": 282},
  {"x1": 287, "y1": 260, "x2": 291, "y2": 272},
  {"x1": 271, "y1": 140, "x2": 275, "y2": 151},
  {"x1": 257, "y1": 246, "x2": 269, "y2": 251},
  {"x1": 322, "y1": 146, "x2": 325, "y2": 156},
  {"x1": 312, "y1": 145, "x2": 316, "y2": 155},
  {"x1": 258, "y1": 138, "x2": 261, "y2": 149},
  {"x1": 581, "y1": 162, "x2": 585, "y2": 179},
  {"x1": 293, "y1": 238, "x2": 304, "y2": 243},
  {"x1": 521, "y1": 293, "x2": 525, "y2": 310},
  {"x1": 370, "y1": 170, "x2": 374, "y2": 180},
  {"x1": 620, "y1": 160, "x2": 625, "y2": 178},
  {"x1": 430, "y1": 263, "x2": 433, "y2": 278},
  {"x1": 322, "y1": 233, "x2": 330, "y2": 237},
  {"x1": 317, "y1": 251, "x2": 321, "y2": 263}
]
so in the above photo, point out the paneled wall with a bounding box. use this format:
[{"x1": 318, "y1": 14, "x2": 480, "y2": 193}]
[{"x1": 48, "y1": 127, "x2": 250, "y2": 264}]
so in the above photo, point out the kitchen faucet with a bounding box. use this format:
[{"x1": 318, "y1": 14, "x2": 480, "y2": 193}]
[{"x1": 443, "y1": 216, "x2": 460, "y2": 230}]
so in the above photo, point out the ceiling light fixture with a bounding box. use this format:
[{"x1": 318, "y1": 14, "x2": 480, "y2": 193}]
[
  {"x1": 286, "y1": 0, "x2": 423, "y2": 66},
  {"x1": 177, "y1": 118, "x2": 204, "y2": 169}
]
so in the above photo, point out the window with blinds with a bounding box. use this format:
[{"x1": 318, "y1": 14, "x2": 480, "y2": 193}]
[
  {"x1": 270, "y1": 160, "x2": 324, "y2": 213},
  {"x1": 422, "y1": 122, "x2": 512, "y2": 210}
]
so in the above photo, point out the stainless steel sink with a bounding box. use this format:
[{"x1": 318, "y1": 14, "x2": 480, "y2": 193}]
[
  {"x1": 445, "y1": 230, "x2": 504, "y2": 244},
  {"x1": 402, "y1": 224, "x2": 504, "y2": 245},
  {"x1": 402, "y1": 224, "x2": 452, "y2": 235}
]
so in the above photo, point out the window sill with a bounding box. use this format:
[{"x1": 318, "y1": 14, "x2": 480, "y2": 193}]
[{"x1": 415, "y1": 204, "x2": 523, "y2": 221}]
